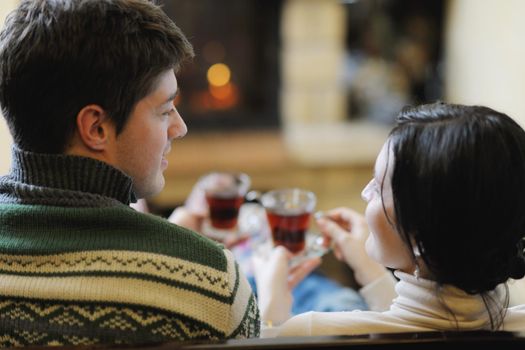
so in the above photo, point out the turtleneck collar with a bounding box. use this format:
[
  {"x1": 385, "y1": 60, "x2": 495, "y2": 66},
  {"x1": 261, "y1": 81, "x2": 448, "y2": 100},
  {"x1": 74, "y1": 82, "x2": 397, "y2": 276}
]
[
  {"x1": 0, "y1": 146, "x2": 136, "y2": 207},
  {"x1": 391, "y1": 270, "x2": 507, "y2": 330}
]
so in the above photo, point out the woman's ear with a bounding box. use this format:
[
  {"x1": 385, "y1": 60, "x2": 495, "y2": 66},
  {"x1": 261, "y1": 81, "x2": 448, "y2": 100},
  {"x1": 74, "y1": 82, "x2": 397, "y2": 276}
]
[
  {"x1": 75, "y1": 105, "x2": 112, "y2": 151},
  {"x1": 409, "y1": 237, "x2": 422, "y2": 257}
]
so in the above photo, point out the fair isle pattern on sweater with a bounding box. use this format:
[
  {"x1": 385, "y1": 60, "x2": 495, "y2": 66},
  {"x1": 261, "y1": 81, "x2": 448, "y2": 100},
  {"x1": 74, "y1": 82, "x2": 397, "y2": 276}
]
[
  {"x1": 0, "y1": 204, "x2": 260, "y2": 347},
  {"x1": 0, "y1": 148, "x2": 260, "y2": 346}
]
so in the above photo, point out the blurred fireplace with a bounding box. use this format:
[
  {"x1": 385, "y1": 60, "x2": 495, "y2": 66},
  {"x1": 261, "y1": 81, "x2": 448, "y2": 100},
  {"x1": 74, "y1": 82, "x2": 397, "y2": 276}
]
[
  {"x1": 160, "y1": 0, "x2": 445, "y2": 166},
  {"x1": 161, "y1": 0, "x2": 282, "y2": 132}
]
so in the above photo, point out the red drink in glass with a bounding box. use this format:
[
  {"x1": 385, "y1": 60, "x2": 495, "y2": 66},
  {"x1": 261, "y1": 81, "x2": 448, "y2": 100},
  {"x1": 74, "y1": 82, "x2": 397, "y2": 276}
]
[
  {"x1": 266, "y1": 210, "x2": 311, "y2": 254},
  {"x1": 200, "y1": 172, "x2": 250, "y2": 235},
  {"x1": 206, "y1": 194, "x2": 244, "y2": 230}
]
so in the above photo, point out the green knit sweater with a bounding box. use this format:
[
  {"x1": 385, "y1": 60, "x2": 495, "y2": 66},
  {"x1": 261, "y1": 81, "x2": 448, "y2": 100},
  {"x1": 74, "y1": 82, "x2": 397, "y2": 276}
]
[{"x1": 0, "y1": 147, "x2": 260, "y2": 347}]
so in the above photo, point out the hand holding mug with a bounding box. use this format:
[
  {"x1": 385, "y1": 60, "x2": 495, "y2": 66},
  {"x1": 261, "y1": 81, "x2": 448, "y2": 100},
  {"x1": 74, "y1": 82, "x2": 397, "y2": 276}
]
[{"x1": 168, "y1": 172, "x2": 251, "y2": 247}]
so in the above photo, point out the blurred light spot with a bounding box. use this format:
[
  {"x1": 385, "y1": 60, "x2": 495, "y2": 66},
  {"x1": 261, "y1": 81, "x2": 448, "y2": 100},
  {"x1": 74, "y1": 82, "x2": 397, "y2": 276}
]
[
  {"x1": 209, "y1": 82, "x2": 239, "y2": 109},
  {"x1": 207, "y1": 63, "x2": 231, "y2": 87},
  {"x1": 209, "y1": 83, "x2": 233, "y2": 100}
]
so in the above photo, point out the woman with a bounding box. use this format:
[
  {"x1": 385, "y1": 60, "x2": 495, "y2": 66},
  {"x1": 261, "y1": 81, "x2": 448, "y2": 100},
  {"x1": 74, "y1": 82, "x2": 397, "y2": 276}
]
[{"x1": 255, "y1": 102, "x2": 525, "y2": 337}]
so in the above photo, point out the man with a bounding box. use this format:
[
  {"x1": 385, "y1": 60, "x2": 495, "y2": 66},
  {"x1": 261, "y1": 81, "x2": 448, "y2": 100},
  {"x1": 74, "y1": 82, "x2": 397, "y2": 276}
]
[{"x1": 0, "y1": 0, "x2": 259, "y2": 346}]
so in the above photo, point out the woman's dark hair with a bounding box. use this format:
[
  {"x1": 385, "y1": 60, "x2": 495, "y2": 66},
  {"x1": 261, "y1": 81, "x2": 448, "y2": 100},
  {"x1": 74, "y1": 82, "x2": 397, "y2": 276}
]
[
  {"x1": 387, "y1": 102, "x2": 525, "y2": 325},
  {"x1": 0, "y1": 0, "x2": 194, "y2": 153}
]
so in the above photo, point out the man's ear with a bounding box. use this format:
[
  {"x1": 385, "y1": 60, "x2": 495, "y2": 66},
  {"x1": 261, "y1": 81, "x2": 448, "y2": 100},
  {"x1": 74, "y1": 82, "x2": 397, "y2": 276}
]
[{"x1": 75, "y1": 105, "x2": 113, "y2": 151}]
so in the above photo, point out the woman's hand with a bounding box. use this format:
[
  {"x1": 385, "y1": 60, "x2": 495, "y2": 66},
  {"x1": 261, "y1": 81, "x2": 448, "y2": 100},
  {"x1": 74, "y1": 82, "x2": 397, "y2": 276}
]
[
  {"x1": 252, "y1": 246, "x2": 321, "y2": 325},
  {"x1": 316, "y1": 207, "x2": 387, "y2": 287}
]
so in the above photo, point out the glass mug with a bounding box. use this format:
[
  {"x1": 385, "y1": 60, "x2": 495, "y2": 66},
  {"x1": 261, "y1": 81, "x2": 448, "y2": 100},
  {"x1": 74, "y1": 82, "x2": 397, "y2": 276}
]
[
  {"x1": 260, "y1": 188, "x2": 316, "y2": 254},
  {"x1": 201, "y1": 172, "x2": 251, "y2": 234}
]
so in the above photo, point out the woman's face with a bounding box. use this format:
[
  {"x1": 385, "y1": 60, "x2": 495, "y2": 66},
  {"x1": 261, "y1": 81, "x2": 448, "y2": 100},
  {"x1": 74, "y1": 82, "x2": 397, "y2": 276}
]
[{"x1": 361, "y1": 140, "x2": 415, "y2": 273}]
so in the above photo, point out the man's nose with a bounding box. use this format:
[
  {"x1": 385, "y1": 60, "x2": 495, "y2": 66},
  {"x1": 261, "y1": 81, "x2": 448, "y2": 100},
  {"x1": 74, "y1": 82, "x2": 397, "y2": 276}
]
[{"x1": 169, "y1": 108, "x2": 187, "y2": 140}]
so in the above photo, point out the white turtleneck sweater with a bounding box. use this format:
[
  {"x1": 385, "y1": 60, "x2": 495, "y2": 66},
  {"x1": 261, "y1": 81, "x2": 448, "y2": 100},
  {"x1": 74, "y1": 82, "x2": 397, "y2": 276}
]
[{"x1": 262, "y1": 271, "x2": 525, "y2": 337}]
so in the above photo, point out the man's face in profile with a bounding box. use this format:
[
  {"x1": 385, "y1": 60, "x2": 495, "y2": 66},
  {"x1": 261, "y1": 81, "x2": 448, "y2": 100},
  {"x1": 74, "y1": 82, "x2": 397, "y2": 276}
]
[{"x1": 109, "y1": 70, "x2": 187, "y2": 198}]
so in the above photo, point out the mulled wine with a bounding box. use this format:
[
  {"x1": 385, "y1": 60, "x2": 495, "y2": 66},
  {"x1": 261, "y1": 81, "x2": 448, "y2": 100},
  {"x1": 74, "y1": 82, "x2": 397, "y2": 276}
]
[
  {"x1": 266, "y1": 210, "x2": 311, "y2": 253},
  {"x1": 206, "y1": 194, "x2": 244, "y2": 230}
]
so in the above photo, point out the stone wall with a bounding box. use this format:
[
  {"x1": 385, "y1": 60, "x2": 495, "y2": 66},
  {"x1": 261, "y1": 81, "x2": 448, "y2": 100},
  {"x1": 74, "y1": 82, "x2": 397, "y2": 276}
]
[{"x1": 280, "y1": 0, "x2": 389, "y2": 166}]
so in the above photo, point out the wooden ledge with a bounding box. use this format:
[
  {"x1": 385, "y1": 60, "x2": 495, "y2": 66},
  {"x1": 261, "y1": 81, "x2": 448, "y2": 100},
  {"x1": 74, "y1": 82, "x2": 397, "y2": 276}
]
[{"x1": 8, "y1": 331, "x2": 525, "y2": 350}]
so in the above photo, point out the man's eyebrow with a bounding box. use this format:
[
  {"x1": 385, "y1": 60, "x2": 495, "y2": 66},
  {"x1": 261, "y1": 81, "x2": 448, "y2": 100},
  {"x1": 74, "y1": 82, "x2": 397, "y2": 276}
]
[{"x1": 164, "y1": 90, "x2": 179, "y2": 104}]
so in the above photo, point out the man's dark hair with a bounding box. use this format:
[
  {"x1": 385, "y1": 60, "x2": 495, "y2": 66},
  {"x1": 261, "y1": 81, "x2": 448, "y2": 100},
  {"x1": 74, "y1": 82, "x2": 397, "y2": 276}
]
[{"x1": 0, "y1": 0, "x2": 194, "y2": 153}]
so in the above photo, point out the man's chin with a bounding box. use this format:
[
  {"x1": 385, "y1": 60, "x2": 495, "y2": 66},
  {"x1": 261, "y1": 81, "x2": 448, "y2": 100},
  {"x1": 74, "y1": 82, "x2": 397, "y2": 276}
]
[{"x1": 134, "y1": 177, "x2": 165, "y2": 199}]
